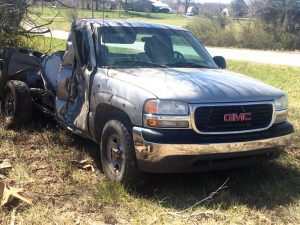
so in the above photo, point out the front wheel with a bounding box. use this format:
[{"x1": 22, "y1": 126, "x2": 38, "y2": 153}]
[{"x1": 100, "y1": 119, "x2": 143, "y2": 185}]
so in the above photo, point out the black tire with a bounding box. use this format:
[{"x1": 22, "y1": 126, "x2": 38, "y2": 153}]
[
  {"x1": 0, "y1": 70, "x2": 7, "y2": 99},
  {"x1": 1, "y1": 80, "x2": 32, "y2": 128},
  {"x1": 100, "y1": 119, "x2": 143, "y2": 185}
]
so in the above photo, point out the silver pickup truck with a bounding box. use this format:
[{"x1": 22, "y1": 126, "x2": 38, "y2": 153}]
[{"x1": 0, "y1": 20, "x2": 294, "y2": 184}]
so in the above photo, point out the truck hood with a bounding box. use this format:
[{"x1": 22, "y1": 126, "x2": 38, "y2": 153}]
[{"x1": 107, "y1": 68, "x2": 284, "y2": 103}]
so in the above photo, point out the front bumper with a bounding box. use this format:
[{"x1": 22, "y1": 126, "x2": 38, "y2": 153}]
[{"x1": 133, "y1": 121, "x2": 294, "y2": 173}]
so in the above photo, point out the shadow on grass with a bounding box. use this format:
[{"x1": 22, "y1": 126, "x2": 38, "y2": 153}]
[
  {"x1": 62, "y1": 124, "x2": 300, "y2": 211},
  {"x1": 132, "y1": 160, "x2": 300, "y2": 210},
  {"x1": 40, "y1": 117, "x2": 102, "y2": 169},
  {"x1": 11, "y1": 116, "x2": 300, "y2": 211},
  {"x1": 2, "y1": 114, "x2": 102, "y2": 169}
]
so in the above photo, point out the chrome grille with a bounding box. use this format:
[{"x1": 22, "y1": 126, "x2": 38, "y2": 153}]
[{"x1": 194, "y1": 103, "x2": 273, "y2": 133}]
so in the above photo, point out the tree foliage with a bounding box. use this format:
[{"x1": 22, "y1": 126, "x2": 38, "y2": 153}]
[
  {"x1": 177, "y1": 0, "x2": 192, "y2": 13},
  {"x1": 230, "y1": 0, "x2": 248, "y2": 18},
  {"x1": 253, "y1": 0, "x2": 300, "y2": 33},
  {"x1": 251, "y1": 0, "x2": 300, "y2": 49}
]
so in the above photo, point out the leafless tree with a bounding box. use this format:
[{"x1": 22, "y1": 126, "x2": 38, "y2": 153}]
[
  {"x1": 169, "y1": 0, "x2": 192, "y2": 13},
  {"x1": 180, "y1": 0, "x2": 192, "y2": 13},
  {"x1": 0, "y1": 0, "x2": 62, "y2": 52}
]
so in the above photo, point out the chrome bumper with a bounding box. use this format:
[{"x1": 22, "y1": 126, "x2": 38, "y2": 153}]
[{"x1": 133, "y1": 127, "x2": 292, "y2": 165}]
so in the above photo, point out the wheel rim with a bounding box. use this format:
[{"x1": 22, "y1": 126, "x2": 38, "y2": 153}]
[
  {"x1": 4, "y1": 90, "x2": 14, "y2": 118},
  {"x1": 106, "y1": 134, "x2": 125, "y2": 176}
]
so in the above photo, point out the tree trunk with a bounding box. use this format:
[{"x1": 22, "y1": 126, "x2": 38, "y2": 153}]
[
  {"x1": 125, "y1": 0, "x2": 128, "y2": 12},
  {"x1": 96, "y1": 0, "x2": 99, "y2": 11},
  {"x1": 185, "y1": 0, "x2": 190, "y2": 13}
]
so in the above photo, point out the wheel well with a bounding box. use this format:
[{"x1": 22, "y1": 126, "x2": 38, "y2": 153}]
[
  {"x1": 94, "y1": 104, "x2": 132, "y2": 143},
  {"x1": 0, "y1": 71, "x2": 27, "y2": 99}
]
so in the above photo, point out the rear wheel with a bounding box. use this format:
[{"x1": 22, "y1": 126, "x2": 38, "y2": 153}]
[
  {"x1": 100, "y1": 119, "x2": 143, "y2": 185},
  {"x1": 1, "y1": 80, "x2": 32, "y2": 128}
]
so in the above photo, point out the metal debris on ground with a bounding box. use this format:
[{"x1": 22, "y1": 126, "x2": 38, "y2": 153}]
[
  {"x1": 0, "y1": 181, "x2": 33, "y2": 206},
  {"x1": 70, "y1": 159, "x2": 95, "y2": 172},
  {"x1": 0, "y1": 159, "x2": 12, "y2": 170},
  {"x1": 30, "y1": 161, "x2": 48, "y2": 171}
]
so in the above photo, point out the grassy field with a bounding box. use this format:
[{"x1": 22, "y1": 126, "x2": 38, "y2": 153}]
[
  {"x1": 28, "y1": 7, "x2": 190, "y2": 32},
  {"x1": 19, "y1": 36, "x2": 66, "y2": 53},
  {"x1": 0, "y1": 59, "x2": 299, "y2": 224}
]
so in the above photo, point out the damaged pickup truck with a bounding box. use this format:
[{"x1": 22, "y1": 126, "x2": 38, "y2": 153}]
[{"x1": 0, "y1": 20, "x2": 294, "y2": 184}]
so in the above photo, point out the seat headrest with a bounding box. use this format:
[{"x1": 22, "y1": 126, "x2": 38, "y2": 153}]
[{"x1": 144, "y1": 36, "x2": 173, "y2": 63}]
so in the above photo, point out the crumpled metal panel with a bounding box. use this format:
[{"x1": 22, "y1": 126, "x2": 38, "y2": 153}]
[
  {"x1": 56, "y1": 67, "x2": 72, "y2": 99},
  {"x1": 55, "y1": 22, "x2": 96, "y2": 135},
  {"x1": 62, "y1": 42, "x2": 74, "y2": 68},
  {"x1": 41, "y1": 52, "x2": 64, "y2": 92},
  {"x1": 3, "y1": 48, "x2": 42, "y2": 85},
  {"x1": 6, "y1": 49, "x2": 41, "y2": 76},
  {"x1": 55, "y1": 40, "x2": 76, "y2": 125},
  {"x1": 90, "y1": 69, "x2": 156, "y2": 128}
]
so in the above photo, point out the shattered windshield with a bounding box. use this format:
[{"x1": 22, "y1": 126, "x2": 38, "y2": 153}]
[{"x1": 98, "y1": 27, "x2": 218, "y2": 69}]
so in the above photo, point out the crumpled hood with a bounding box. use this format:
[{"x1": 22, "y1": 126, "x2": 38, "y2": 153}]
[{"x1": 107, "y1": 67, "x2": 284, "y2": 103}]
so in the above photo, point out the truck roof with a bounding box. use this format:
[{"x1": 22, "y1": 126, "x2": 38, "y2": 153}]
[{"x1": 81, "y1": 19, "x2": 187, "y2": 31}]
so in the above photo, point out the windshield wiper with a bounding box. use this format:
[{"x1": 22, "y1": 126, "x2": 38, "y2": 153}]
[
  {"x1": 166, "y1": 61, "x2": 211, "y2": 68},
  {"x1": 111, "y1": 60, "x2": 167, "y2": 68}
]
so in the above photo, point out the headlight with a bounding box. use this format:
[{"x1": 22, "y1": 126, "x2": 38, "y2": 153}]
[
  {"x1": 274, "y1": 96, "x2": 288, "y2": 123},
  {"x1": 143, "y1": 100, "x2": 190, "y2": 128},
  {"x1": 144, "y1": 100, "x2": 189, "y2": 115},
  {"x1": 275, "y1": 96, "x2": 288, "y2": 111}
]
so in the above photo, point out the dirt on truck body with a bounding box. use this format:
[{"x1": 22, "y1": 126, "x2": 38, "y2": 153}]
[{"x1": 0, "y1": 19, "x2": 294, "y2": 184}]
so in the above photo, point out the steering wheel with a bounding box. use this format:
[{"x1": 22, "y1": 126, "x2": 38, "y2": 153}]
[{"x1": 173, "y1": 51, "x2": 185, "y2": 59}]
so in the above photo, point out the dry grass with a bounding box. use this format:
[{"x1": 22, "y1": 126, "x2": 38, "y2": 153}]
[{"x1": 0, "y1": 61, "x2": 300, "y2": 224}]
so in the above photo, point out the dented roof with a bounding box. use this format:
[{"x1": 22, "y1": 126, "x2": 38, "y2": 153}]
[{"x1": 83, "y1": 19, "x2": 187, "y2": 31}]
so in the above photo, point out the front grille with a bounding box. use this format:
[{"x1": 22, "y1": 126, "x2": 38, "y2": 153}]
[{"x1": 194, "y1": 104, "x2": 273, "y2": 133}]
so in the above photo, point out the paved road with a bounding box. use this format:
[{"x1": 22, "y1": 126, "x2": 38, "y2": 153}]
[
  {"x1": 44, "y1": 29, "x2": 70, "y2": 40},
  {"x1": 207, "y1": 47, "x2": 300, "y2": 67},
  {"x1": 47, "y1": 29, "x2": 300, "y2": 67}
]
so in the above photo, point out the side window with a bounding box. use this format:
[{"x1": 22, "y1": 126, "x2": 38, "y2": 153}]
[
  {"x1": 75, "y1": 30, "x2": 90, "y2": 66},
  {"x1": 171, "y1": 36, "x2": 202, "y2": 61}
]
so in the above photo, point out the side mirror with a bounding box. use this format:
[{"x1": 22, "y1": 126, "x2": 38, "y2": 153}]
[{"x1": 213, "y1": 56, "x2": 226, "y2": 69}]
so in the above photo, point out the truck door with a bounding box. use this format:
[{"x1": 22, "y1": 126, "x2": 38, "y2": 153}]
[{"x1": 55, "y1": 24, "x2": 96, "y2": 136}]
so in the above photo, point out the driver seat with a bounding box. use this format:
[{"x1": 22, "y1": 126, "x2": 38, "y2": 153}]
[{"x1": 144, "y1": 36, "x2": 173, "y2": 64}]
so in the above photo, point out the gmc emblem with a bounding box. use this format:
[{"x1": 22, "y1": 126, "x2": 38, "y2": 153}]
[{"x1": 224, "y1": 112, "x2": 252, "y2": 122}]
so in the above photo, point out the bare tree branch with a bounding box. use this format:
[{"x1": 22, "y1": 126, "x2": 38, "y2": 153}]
[
  {"x1": 0, "y1": 0, "x2": 62, "y2": 52},
  {"x1": 160, "y1": 177, "x2": 229, "y2": 218},
  {"x1": 177, "y1": 177, "x2": 229, "y2": 213}
]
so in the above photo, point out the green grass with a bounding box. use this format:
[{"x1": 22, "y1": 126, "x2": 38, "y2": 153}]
[
  {"x1": 227, "y1": 60, "x2": 300, "y2": 144},
  {"x1": 20, "y1": 36, "x2": 66, "y2": 53},
  {"x1": 28, "y1": 6, "x2": 189, "y2": 32},
  {"x1": 30, "y1": 6, "x2": 183, "y2": 19},
  {"x1": 0, "y1": 61, "x2": 300, "y2": 224}
]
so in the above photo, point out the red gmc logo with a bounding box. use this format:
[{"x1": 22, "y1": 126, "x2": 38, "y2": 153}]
[{"x1": 224, "y1": 113, "x2": 252, "y2": 122}]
